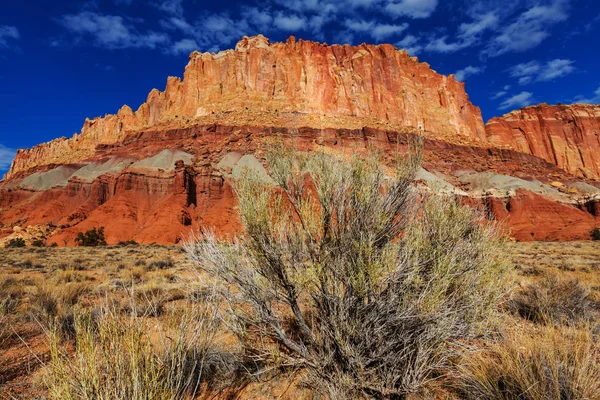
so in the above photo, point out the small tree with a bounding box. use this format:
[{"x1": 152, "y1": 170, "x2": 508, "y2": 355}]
[
  {"x1": 32, "y1": 239, "x2": 46, "y2": 247},
  {"x1": 7, "y1": 238, "x2": 26, "y2": 248},
  {"x1": 75, "y1": 227, "x2": 107, "y2": 247},
  {"x1": 185, "y1": 141, "x2": 510, "y2": 398},
  {"x1": 591, "y1": 227, "x2": 600, "y2": 241}
]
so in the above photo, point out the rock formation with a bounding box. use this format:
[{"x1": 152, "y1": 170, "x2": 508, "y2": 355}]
[
  {"x1": 5, "y1": 35, "x2": 485, "y2": 180},
  {"x1": 486, "y1": 104, "x2": 600, "y2": 179},
  {"x1": 1, "y1": 36, "x2": 599, "y2": 244}
]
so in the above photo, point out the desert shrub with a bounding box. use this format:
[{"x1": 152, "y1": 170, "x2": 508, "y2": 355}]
[
  {"x1": 455, "y1": 325, "x2": 600, "y2": 399},
  {"x1": 74, "y1": 227, "x2": 107, "y2": 247},
  {"x1": 122, "y1": 285, "x2": 168, "y2": 317},
  {"x1": 146, "y1": 257, "x2": 175, "y2": 270},
  {"x1": 32, "y1": 239, "x2": 45, "y2": 247},
  {"x1": 591, "y1": 227, "x2": 600, "y2": 240},
  {"x1": 28, "y1": 281, "x2": 79, "y2": 340},
  {"x1": 117, "y1": 240, "x2": 139, "y2": 246},
  {"x1": 0, "y1": 275, "x2": 23, "y2": 316},
  {"x1": 185, "y1": 142, "x2": 510, "y2": 399},
  {"x1": 6, "y1": 238, "x2": 26, "y2": 248},
  {"x1": 134, "y1": 259, "x2": 147, "y2": 267},
  {"x1": 0, "y1": 314, "x2": 9, "y2": 348},
  {"x1": 509, "y1": 275, "x2": 600, "y2": 325},
  {"x1": 44, "y1": 302, "x2": 238, "y2": 400}
]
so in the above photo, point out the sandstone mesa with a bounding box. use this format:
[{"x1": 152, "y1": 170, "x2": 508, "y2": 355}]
[{"x1": 1, "y1": 35, "x2": 599, "y2": 245}]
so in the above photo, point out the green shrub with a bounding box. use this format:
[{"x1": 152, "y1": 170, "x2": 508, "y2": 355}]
[
  {"x1": 117, "y1": 240, "x2": 139, "y2": 246},
  {"x1": 6, "y1": 238, "x2": 26, "y2": 248},
  {"x1": 32, "y1": 239, "x2": 46, "y2": 247},
  {"x1": 74, "y1": 227, "x2": 107, "y2": 247},
  {"x1": 591, "y1": 227, "x2": 600, "y2": 240},
  {"x1": 186, "y1": 141, "x2": 511, "y2": 398}
]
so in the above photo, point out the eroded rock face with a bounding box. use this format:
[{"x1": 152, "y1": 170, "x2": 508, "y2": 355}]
[
  {"x1": 5, "y1": 35, "x2": 485, "y2": 179},
  {"x1": 1, "y1": 124, "x2": 599, "y2": 244},
  {"x1": 2, "y1": 37, "x2": 600, "y2": 243},
  {"x1": 485, "y1": 104, "x2": 600, "y2": 179}
]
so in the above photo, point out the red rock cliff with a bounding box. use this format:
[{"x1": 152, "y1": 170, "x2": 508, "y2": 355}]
[
  {"x1": 5, "y1": 35, "x2": 485, "y2": 179},
  {"x1": 485, "y1": 104, "x2": 600, "y2": 179}
]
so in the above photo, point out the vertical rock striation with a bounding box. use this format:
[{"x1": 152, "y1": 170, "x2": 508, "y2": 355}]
[
  {"x1": 5, "y1": 35, "x2": 485, "y2": 179},
  {"x1": 485, "y1": 104, "x2": 600, "y2": 179}
]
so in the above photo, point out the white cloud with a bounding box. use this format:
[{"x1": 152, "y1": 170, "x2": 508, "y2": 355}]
[
  {"x1": 509, "y1": 59, "x2": 575, "y2": 84},
  {"x1": 348, "y1": 0, "x2": 379, "y2": 7},
  {"x1": 344, "y1": 20, "x2": 408, "y2": 41},
  {"x1": 386, "y1": 0, "x2": 438, "y2": 19},
  {"x1": 372, "y1": 23, "x2": 408, "y2": 41},
  {"x1": 0, "y1": 25, "x2": 19, "y2": 49},
  {"x1": 424, "y1": 11, "x2": 499, "y2": 54},
  {"x1": 454, "y1": 65, "x2": 483, "y2": 82},
  {"x1": 538, "y1": 59, "x2": 575, "y2": 81},
  {"x1": 57, "y1": 12, "x2": 169, "y2": 50},
  {"x1": 485, "y1": 0, "x2": 568, "y2": 56},
  {"x1": 396, "y1": 34, "x2": 421, "y2": 54},
  {"x1": 0, "y1": 145, "x2": 16, "y2": 172},
  {"x1": 491, "y1": 85, "x2": 511, "y2": 99},
  {"x1": 161, "y1": 17, "x2": 194, "y2": 34},
  {"x1": 273, "y1": 14, "x2": 306, "y2": 31},
  {"x1": 275, "y1": 0, "x2": 321, "y2": 13},
  {"x1": 499, "y1": 91, "x2": 535, "y2": 110},
  {"x1": 574, "y1": 86, "x2": 600, "y2": 104},
  {"x1": 344, "y1": 19, "x2": 373, "y2": 32},
  {"x1": 171, "y1": 38, "x2": 198, "y2": 55},
  {"x1": 242, "y1": 7, "x2": 274, "y2": 33},
  {"x1": 194, "y1": 14, "x2": 250, "y2": 51},
  {"x1": 425, "y1": 36, "x2": 471, "y2": 53},
  {"x1": 152, "y1": 0, "x2": 183, "y2": 16},
  {"x1": 458, "y1": 11, "x2": 499, "y2": 41}
]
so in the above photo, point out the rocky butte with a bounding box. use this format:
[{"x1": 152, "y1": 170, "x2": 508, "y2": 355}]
[
  {"x1": 1, "y1": 35, "x2": 599, "y2": 245},
  {"x1": 486, "y1": 104, "x2": 600, "y2": 179}
]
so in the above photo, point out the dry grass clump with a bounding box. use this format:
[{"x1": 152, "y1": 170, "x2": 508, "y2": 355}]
[
  {"x1": 43, "y1": 302, "x2": 238, "y2": 400},
  {"x1": 509, "y1": 274, "x2": 600, "y2": 326},
  {"x1": 186, "y1": 142, "x2": 511, "y2": 399},
  {"x1": 455, "y1": 324, "x2": 600, "y2": 400},
  {"x1": 28, "y1": 280, "x2": 91, "y2": 340}
]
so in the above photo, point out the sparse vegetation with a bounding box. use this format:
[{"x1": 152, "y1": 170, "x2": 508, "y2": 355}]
[
  {"x1": 456, "y1": 325, "x2": 600, "y2": 399},
  {"x1": 509, "y1": 274, "x2": 600, "y2": 325},
  {"x1": 591, "y1": 227, "x2": 600, "y2": 240},
  {"x1": 6, "y1": 237, "x2": 26, "y2": 248},
  {"x1": 32, "y1": 239, "x2": 46, "y2": 247},
  {"x1": 0, "y1": 165, "x2": 599, "y2": 399},
  {"x1": 186, "y1": 142, "x2": 511, "y2": 398},
  {"x1": 44, "y1": 303, "x2": 237, "y2": 400},
  {"x1": 74, "y1": 227, "x2": 107, "y2": 247}
]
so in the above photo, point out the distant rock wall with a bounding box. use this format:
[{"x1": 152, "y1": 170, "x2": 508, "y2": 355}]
[
  {"x1": 5, "y1": 34, "x2": 485, "y2": 179},
  {"x1": 485, "y1": 104, "x2": 600, "y2": 179}
]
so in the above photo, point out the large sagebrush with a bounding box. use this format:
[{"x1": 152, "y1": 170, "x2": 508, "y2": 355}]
[{"x1": 185, "y1": 141, "x2": 510, "y2": 399}]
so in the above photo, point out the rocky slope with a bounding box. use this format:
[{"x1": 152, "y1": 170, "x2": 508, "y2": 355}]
[
  {"x1": 6, "y1": 35, "x2": 485, "y2": 180},
  {"x1": 1, "y1": 36, "x2": 599, "y2": 244},
  {"x1": 486, "y1": 104, "x2": 600, "y2": 179}
]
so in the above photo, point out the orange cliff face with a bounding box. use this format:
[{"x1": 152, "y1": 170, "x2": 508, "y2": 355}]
[
  {"x1": 485, "y1": 104, "x2": 600, "y2": 179},
  {"x1": 5, "y1": 35, "x2": 485, "y2": 179}
]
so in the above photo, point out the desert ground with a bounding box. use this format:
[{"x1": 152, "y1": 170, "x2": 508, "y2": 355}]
[{"x1": 1, "y1": 241, "x2": 599, "y2": 399}]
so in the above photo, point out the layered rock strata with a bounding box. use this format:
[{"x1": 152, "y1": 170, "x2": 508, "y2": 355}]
[
  {"x1": 5, "y1": 35, "x2": 485, "y2": 179},
  {"x1": 486, "y1": 104, "x2": 600, "y2": 179}
]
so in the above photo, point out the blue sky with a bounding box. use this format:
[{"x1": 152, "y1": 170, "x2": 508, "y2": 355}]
[{"x1": 1, "y1": 0, "x2": 599, "y2": 176}]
